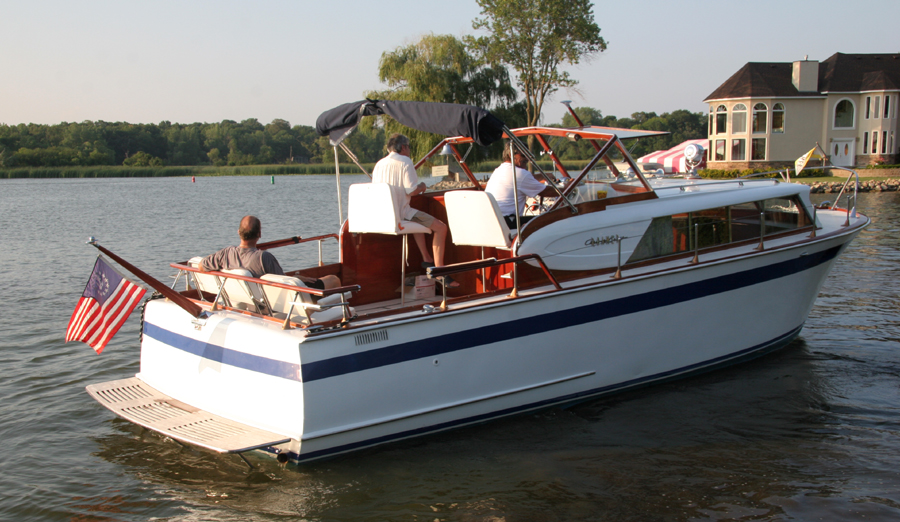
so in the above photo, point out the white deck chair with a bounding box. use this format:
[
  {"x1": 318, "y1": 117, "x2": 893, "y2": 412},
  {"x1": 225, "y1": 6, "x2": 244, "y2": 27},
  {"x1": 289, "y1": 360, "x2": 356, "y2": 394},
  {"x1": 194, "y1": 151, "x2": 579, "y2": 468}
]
[
  {"x1": 220, "y1": 268, "x2": 269, "y2": 313},
  {"x1": 445, "y1": 190, "x2": 516, "y2": 292},
  {"x1": 348, "y1": 183, "x2": 432, "y2": 305},
  {"x1": 260, "y1": 274, "x2": 352, "y2": 326},
  {"x1": 188, "y1": 256, "x2": 226, "y2": 304},
  {"x1": 444, "y1": 190, "x2": 513, "y2": 249}
]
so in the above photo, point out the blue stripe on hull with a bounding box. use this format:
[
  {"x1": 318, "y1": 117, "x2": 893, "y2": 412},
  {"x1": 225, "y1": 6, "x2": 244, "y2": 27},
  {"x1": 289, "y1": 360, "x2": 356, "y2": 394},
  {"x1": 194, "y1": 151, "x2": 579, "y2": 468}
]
[
  {"x1": 142, "y1": 322, "x2": 301, "y2": 381},
  {"x1": 284, "y1": 324, "x2": 804, "y2": 463},
  {"x1": 301, "y1": 244, "x2": 841, "y2": 382}
]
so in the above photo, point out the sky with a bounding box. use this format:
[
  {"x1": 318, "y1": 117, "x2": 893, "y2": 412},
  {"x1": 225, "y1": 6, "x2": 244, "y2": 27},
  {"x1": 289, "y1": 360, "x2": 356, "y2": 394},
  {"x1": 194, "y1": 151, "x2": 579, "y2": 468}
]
[{"x1": 2, "y1": 0, "x2": 898, "y2": 129}]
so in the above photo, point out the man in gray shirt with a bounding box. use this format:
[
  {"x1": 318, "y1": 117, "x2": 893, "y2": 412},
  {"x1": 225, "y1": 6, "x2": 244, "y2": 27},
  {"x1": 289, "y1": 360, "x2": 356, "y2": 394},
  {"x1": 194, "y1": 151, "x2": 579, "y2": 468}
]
[{"x1": 201, "y1": 216, "x2": 338, "y2": 290}]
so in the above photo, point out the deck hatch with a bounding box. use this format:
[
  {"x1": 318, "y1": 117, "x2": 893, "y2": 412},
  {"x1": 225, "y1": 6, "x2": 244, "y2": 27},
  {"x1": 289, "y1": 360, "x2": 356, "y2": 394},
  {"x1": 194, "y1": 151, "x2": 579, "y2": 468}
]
[
  {"x1": 355, "y1": 329, "x2": 389, "y2": 346},
  {"x1": 87, "y1": 377, "x2": 291, "y2": 453}
]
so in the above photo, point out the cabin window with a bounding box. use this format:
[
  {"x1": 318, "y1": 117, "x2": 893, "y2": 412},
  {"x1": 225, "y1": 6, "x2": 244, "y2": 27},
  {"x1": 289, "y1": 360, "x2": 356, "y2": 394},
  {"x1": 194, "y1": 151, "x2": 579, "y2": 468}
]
[
  {"x1": 772, "y1": 103, "x2": 785, "y2": 133},
  {"x1": 834, "y1": 99, "x2": 854, "y2": 128},
  {"x1": 628, "y1": 197, "x2": 811, "y2": 264},
  {"x1": 716, "y1": 105, "x2": 727, "y2": 134},
  {"x1": 731, "y1": 139, "x2": 746, "y2": 161},
  {"x1": 715, "y1": 140, "x2": 726, "y2": 161},
  {"x1": 732, "y1": 104, "x2": 747, "y2": 133},
  {"x1": 752, "y1": 104, "x2": 767, "y2": 133},
  {"x1": 751, "y1": 138, "x2": 766, "y2": 160}
]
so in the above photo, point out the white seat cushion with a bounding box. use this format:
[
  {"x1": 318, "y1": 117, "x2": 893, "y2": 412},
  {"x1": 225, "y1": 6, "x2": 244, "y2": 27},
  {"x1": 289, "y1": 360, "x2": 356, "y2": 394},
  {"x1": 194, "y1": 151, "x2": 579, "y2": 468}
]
[
  {"x1": 189, "y1": 256, "x2": 222, "y2": 296},
  {"x1": 221, "y1": 268, "x2": 265, "y2": 311},
  {"x1": 348, "y1": 183, "x2": 432, "y2": 235},
  {"x1": 445, "y1": 190, "x2": 512, "y2": 248},
  {"x1": 260, "y1": 274, "x2": 350, "y2": 324}
]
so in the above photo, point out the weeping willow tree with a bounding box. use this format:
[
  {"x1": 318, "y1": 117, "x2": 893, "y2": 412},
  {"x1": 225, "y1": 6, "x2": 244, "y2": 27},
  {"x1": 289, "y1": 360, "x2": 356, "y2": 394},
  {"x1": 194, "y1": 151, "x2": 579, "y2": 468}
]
[{"x1": 364, "y1": 33, "x2": 518, "y2": 161}]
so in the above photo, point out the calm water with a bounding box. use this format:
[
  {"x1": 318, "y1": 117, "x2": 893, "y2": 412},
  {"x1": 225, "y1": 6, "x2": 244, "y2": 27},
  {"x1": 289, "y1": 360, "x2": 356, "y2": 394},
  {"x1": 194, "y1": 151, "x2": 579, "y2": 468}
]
[{"x1": 0, "y1": 177, "x2": 898, "y2": 521}]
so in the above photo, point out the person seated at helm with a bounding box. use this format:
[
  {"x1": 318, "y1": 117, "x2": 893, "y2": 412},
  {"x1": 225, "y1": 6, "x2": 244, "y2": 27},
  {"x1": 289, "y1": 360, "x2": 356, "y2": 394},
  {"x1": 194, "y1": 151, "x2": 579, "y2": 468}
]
[
  {"x1": 200, "y1": 215, "x2": 340, "y2": 290},
  {"x1": 371, "y1": 133, "x2": 460, "y2": 288},
  {"x1": 485, "y1": 146, "x2": 558, "y2": 229}
]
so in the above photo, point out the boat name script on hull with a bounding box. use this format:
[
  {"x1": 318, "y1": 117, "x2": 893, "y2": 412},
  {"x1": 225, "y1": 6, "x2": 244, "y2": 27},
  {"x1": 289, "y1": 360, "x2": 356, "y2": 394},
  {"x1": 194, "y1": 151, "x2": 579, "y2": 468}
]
[{"x1": 584, "y1": 234, "x2": 624, "y2": 247}]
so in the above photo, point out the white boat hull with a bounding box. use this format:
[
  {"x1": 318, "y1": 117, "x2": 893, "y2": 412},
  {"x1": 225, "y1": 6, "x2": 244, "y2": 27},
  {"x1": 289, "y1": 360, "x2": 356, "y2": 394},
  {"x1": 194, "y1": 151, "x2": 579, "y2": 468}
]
[{"x1": 136, "y1": 229, "x2": 856, "y2": 463}]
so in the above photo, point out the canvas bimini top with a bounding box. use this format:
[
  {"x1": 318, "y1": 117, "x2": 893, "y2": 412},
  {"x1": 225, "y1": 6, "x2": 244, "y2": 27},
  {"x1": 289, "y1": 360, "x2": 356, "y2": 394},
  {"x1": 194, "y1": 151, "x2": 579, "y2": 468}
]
[{"x1": 315, "y1": 99, "x2": 507, "y2": 146}]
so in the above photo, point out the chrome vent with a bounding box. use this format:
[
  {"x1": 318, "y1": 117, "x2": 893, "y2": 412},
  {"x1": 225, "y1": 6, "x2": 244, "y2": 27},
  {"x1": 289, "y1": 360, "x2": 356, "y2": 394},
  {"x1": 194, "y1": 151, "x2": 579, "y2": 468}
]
[{"x1": 355, "y1": 329, "x2": 388, "y2": 346}]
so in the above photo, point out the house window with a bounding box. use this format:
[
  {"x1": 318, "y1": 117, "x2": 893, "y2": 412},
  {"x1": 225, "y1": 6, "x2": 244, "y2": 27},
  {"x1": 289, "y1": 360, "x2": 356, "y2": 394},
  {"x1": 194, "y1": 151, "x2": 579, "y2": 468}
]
[
  {"x1": 732, "y1": 104, "x2": 747, "y2": 134},
  {"x1": 885, "y1": 95, "x2": 894, "y2": 119},
  {"x1": 874, "y1": 96, "x2": 881, "y2": 119},
  {"x1": 751, "y1": 138, "x2": 766, "y2": 160},
  {"x1": 890, "y1": 132, "x2": 895, "y2": 154},
  {"x1": 731, "y1": 139, "x2": 746, "y2": 161},
  {"x1": 833, "y1": 99, "x2": 854, "y2": 128},
  {"x1": 863, "y1": 132, "x2": 869, "y2": 154},
  {"x1": 865, "y1": 96, "x2": 871, "y2": 119},
  {"x1": 872, "y1": 132, "x2": 878, "y2": 155},
  {"x1": 715, "y1": 139, "x2": 726, "y2": 161},
  {"x1": 883, "y1": 131, "x2": 888, "y2": 154},
  {"x1": 752, "y1": 103, "x2": 767, "y2": 134},
  {"x1": 772, "y1": 103, "x2": 785, "y2": 133},
  {"x1": 716, "y1": 105, "x2": 727, "y2": 135}
]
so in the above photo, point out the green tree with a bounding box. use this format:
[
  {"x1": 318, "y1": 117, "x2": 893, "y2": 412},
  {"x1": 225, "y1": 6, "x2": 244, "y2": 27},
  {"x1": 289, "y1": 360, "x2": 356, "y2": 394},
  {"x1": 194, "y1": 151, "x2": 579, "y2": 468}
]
[
  {"x1": 366, "y1": 33, "x2": 517, "y2": 161},
  {"x1": 469, "y1": 0, "x2": 606, "y2": 133},
  {"x1": 123, "y1": 150, "x2": 163, "y2": 167}
]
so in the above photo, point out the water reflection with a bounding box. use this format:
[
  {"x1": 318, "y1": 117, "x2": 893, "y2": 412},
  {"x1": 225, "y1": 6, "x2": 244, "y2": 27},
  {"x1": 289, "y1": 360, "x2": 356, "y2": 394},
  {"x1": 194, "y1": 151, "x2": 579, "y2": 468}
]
[{"x1": 90, "y1": 337, "x2": 894, "y2": 521}]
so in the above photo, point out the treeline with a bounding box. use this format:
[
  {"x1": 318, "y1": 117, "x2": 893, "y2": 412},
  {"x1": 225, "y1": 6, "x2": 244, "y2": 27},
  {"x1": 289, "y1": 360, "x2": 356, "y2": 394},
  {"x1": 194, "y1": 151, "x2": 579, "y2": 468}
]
[
  {"x1": 0, "y1": 109, "x2": 706, "y2": 170},
  {"x1": 0, "y1": 118, "x2": 387, "y2": 169}
]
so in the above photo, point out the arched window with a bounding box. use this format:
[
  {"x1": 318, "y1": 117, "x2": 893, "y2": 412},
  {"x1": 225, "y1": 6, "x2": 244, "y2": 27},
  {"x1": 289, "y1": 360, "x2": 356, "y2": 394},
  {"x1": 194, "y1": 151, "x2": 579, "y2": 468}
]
[
  {"x1": 772, "y1": 103, "x2": 785, "y2": 133},
  {"x1": 834, "y1": 99, "x2": 855, "y2": 129},
  {"x1": 716, "y1": 105, "x2": 727, "y2": 135},
  {"x1": 752, "y1": 103, "x2": 767, "y2": 134},
  {"x1": 732, "y1": 104, "x2": 747, "y2": 134}
]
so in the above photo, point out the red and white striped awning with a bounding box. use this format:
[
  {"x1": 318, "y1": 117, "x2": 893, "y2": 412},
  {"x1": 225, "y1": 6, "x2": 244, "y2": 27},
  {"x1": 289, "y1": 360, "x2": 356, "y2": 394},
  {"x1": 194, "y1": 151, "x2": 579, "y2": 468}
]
[{"x1": 637, "y1": 139, "x2": 707, "y2": 174}]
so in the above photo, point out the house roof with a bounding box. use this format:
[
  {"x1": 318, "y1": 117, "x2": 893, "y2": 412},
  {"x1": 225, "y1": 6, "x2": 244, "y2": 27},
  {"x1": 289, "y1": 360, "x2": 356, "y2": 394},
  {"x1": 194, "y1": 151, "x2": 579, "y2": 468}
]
[{"x1": 705, "y1": 53, "x2": 900, "y2": 102}]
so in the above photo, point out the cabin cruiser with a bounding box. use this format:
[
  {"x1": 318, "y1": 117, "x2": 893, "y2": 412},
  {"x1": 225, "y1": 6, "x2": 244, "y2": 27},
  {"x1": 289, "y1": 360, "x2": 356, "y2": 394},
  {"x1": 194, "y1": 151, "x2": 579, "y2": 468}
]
[{"x1": 87, "y1": 100, "x2": 868, "y2": 464}]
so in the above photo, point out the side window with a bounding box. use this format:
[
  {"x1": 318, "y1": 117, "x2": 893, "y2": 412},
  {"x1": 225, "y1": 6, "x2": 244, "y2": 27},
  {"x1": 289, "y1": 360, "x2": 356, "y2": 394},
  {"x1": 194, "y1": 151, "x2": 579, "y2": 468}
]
[
  {"x1": 628, "y1": 197, "x2": 810, "y2": 263},
  {"x1": 732, "y1": 103, "x2": 747, "y2": 134},
  {"x1": 752, "y1": 103, "x2": 767, "y2": 133},
  {"x1": 772, "y1": 103, "x2": 785, "y2": 133},
  {"x1": 731, "y1": 139, "x2": 746, "y2": 161},
  {"x1": 716, "y1": 105, "x2": 727, "y2": 135},
  {"x1": 833, "y1": 99, "x2": 854, "y2": 128},
  {"x1": 715, "y1": 139, "x2": 726, "y2": 161},
  {"x1": 751, "y1": 138, "x2": 766, "y2": 160}
]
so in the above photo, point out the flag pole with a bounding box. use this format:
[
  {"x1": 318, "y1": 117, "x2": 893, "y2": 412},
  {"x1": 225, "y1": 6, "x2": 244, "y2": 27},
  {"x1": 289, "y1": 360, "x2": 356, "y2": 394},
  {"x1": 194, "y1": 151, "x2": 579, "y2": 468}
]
[{"x1": 87, "y1": 238, "x2": 203, "y2": 318}]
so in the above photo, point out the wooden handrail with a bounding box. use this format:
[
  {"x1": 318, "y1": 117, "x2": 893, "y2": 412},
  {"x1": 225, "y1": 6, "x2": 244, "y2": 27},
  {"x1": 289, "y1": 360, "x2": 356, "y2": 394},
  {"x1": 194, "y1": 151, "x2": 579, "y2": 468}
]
[
  {"x1": 426, "y1": 254, "x2": 562, "y2": 291},
  {"x1": 256, "y1": 233, "x2": 339, "y2": 251}
]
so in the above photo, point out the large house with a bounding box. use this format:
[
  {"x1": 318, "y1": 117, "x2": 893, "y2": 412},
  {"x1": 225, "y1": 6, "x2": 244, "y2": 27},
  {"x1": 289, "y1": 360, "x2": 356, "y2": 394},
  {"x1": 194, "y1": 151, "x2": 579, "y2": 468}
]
[{"x1": 704, "y1": 53, "x2": 899, "y2": 169}]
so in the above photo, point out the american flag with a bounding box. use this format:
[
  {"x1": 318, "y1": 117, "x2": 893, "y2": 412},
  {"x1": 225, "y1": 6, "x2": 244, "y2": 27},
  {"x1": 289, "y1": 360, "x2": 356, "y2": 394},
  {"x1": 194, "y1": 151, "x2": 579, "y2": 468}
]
[{"x1": 66, "y1": 256, "x2": 147, "y2": 354}]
